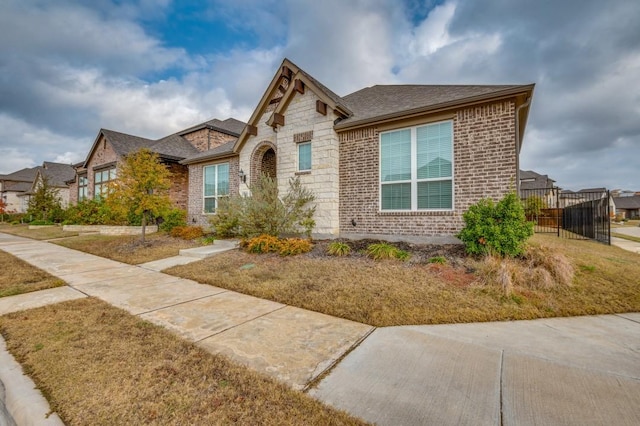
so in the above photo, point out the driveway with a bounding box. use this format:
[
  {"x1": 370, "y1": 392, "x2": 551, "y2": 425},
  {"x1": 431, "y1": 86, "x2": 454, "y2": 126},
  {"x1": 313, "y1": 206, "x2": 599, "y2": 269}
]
[{"x1": 310, "y1": 314, "x2": 640, "y2": 425}]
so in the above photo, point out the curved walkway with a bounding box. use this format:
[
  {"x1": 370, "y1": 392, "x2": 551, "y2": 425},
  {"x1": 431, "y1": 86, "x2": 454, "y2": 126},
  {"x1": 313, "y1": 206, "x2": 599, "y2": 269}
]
[{"x1": 1, "y1": 232, "x2": 639, "y2": 425}]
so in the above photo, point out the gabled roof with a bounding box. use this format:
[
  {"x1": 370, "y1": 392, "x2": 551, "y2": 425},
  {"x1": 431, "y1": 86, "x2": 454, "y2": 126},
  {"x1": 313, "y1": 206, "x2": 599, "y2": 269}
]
[
  {"x1": 0, "y1": 167, "x2": 39, "y2": 183},
  {"x1": 100, "y1": 129, "x2": 154, "y2": 157},
  {"x1": 181, "y1": 140, "x2": 236, "y2": 164},
  {"x1": 336, "y1": 84, "x2": 535, "y2": 130},
  {"x1": 613, "y1": 196, "x2": 640, "y2": 209},
  {"x1": 4, "y1": 181, "x2": 33, "y2": 192},
  {"x1": 578, "y1": 188, "x2": 607, "y2": 193},
  {"x1": 519, "y1": 169, "x2": 556, "y2": 190},
  {"x1": 179, "y1": 117, "x2": 246, "y2": 137},
  {"x1": 150, "y1": 134, "x2": 200, "y2": 161},
  {"x1": 39, "y1": 162, "x2": 76, "y2": 187}
]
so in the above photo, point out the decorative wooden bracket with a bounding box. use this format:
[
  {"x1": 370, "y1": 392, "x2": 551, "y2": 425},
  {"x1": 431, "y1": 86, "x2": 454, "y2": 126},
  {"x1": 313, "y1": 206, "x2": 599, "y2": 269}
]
[
  {"x1": 316, "y1": 100, "x2": 327, "y2": 115},
  {"x1": 246, "y1": 125, "x2": 258, "y2": 136},
  {"x1": 294, "y1": 79, "x2": 305, "y2": 94}
]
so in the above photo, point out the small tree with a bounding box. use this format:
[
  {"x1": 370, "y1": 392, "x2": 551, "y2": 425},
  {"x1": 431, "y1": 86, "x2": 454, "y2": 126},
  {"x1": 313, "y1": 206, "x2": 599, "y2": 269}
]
[
  {"x1": 27, "y1": 176, "x2": 63, "y2": 223},
  {"x1": 0, "y1": 197, "x2": 7, "y2": 222},
  {"x1": 523, "y1": 195, "x2": 547, "y2": 218},
  {"x1": 457, "y1": 192, "x2": 534, "y2": 257},
  {"x1": 210, "y1": 174, "x2": 316, "y2": 238},
  {"x1": 105, "y1": 148, "x2": 172, "y2": 242}
]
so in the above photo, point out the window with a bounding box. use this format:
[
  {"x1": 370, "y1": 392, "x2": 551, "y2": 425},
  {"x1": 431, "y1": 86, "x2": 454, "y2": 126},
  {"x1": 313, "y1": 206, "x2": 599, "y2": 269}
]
[
  {"x1": 380, "y1": 120, "x2": 453, "y2": 211},
  {"x1": 94, "y1": 167, "x2": 116, "y2": 199},
  {"x1": 78, "y1": 175, "x2": 88, "y2": 201},
  {"x1": 298, "y1": 142, "x2": 311, "y2": 171},
  {"x1": 203, "y1": 163, "x2": 229, "y2": 213}
]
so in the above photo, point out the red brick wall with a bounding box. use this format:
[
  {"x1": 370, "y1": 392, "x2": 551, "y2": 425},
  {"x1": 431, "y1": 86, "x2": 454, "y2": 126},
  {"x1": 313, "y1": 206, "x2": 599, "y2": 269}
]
[
  {"x1": 338, "y1": 100, "x2": 517, "y2": 237},
  {"x1": 85, "y1": 136, "x2": 118, "y2": 200},
  {"x1": 166, "y1": 163, "x2": 189, "y2": 210}
]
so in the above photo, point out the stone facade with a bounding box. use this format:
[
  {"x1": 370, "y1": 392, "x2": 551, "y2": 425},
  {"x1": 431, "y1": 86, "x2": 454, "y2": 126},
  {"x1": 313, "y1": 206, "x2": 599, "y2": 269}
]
[
  {"x1": 339, "y1": 100, "x2": 517, "y2": 237},
  {"x1": 182, "y1": 128, "x2": 237, "y2": 152},
  {"x1": 187, "y1": 157, "x2": 240, "y2": 228},
  {"x1": 239, "y1": 88, "x2": 341, "y2": 235}
]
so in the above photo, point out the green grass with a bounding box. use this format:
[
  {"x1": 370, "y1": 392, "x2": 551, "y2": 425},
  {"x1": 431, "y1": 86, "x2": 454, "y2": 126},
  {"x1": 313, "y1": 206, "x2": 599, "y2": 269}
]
[{"x1": 612, "y1": 232, "x2": 640, "y2": 243}]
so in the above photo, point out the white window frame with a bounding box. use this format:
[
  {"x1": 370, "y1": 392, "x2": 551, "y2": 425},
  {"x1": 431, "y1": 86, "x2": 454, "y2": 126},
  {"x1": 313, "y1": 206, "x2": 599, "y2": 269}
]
[
  {"x1": 297, "y1": 141, "x2": 312, "y2": 172},
  {"x1": 203, "y1": 163, "x2": 229, "y2": 214},
  {"x1": 379, "y1": 120, "x2": 454, "y2": 212}
]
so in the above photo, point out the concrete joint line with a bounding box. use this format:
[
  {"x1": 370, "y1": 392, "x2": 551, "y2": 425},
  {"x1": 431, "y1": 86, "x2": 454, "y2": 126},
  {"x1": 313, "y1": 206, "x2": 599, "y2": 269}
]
[
  {"x1": 499, "y1": 349, "x2": 505, "y2": 426},
  {"x1": 134, "y1": 291, "x2": 231, "y2": 316},
  {"x1": 615, "y1": 313, "x2": 640, "y2": 325},
  {"x1": 303, "y1": 326, "x2": 377, "y2": 393},
  {"x1": 194, "y1": 305, "x2": 289, "y2": 343}
]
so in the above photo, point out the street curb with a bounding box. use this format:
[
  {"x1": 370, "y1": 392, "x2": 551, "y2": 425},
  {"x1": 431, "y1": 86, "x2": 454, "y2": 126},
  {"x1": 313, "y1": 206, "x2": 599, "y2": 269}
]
[{"x1": 0, "y1": 336, "x2": 64, "y2": 426}]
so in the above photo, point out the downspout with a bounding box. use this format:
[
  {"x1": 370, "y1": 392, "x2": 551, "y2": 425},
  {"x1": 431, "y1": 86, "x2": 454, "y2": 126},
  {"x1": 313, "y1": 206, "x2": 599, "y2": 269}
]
[{"x1": 515, "y1": 96, "x2": 532, "y2": 195}]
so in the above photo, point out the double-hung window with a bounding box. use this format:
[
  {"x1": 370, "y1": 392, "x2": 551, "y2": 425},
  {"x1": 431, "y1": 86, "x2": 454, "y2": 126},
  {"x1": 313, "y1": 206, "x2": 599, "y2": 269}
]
[
  {"x1": 380, "y1": 120, "x2": 453, "y2": 211},
  {"x1": 203, "y1": 163, "x2": 229, "y2": 213},
  {"x1": 94, "y1": 167, "x2": 116, "y2": 199},
  {"x1": 78, "y1": 175, "x2": 88, "y2": 201},
  {"x1": 298, "y1": 142, "x2": 312, "y2": 172}
]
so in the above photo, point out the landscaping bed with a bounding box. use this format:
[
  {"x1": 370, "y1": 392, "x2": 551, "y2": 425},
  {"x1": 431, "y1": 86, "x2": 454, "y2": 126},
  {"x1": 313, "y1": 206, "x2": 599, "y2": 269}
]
[{"x1": 0, "y1": 298, "x2": 362, "y2": 425}]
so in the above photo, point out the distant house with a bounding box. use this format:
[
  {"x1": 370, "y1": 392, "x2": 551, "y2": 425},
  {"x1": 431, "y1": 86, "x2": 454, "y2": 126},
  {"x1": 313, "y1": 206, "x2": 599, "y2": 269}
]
[
  {"x1": 68, "y1": 118, "x2": 246, "y2": 210},
  {"x1": 519, "y1": 169, "x2": 557, "y2": 207},
  {"x1": 559, "y1": 188, "x2": 608, "y2": 208},
  {"x1": 612, "y1": 196, "x2": 640, "y2": 219},
  {"x1": 181, "y1": 58, "x2": 534, "y2": 239},
  {"x1": 0, "y1": 162, "x2": 75, "y2": 213}
]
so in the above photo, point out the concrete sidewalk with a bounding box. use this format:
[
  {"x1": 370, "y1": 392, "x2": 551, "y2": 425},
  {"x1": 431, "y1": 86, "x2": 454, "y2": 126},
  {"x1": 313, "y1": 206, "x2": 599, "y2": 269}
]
[
  {"x1": 2, "y1": 231, "x2": 639, "y2": 425},
  {"x1": 0, "y1": 233, "x2": 372, "y2": 390}
]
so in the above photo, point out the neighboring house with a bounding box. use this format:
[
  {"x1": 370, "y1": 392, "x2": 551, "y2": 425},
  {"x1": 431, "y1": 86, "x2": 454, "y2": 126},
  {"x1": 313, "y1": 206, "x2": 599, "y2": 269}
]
[
  {"x1": 559, "y1": 188, "x2": 608, "y2": 208},
  {"x1": 68, "y1": 118, "x2": 246, "y2": 210},
  {"x1": 181, "y1": 58, "x2": 534, "y2": 240},
  {"x1": 612, "y1": 196, "x2": 640, "y2": 219},
  {"x1": 1, "y1": 163, "x2": 74, "y2": 213},
  {"x1": 519, "y1": 169, "x2": 557, "y2": 207},
  {"x1": 29, "y1": 162, "x2": 76, "y2": 208}
]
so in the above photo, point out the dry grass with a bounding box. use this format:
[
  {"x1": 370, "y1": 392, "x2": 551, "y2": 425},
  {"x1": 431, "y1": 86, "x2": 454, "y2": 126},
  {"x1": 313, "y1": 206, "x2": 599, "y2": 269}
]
[
  {"x1": 166, "y1": 234, "x2": 640, "y2": 326},
  {"x1": 0, "y1": 250, "x2": 65, "y2": 297},
  {"x1": 0, "y1": 224, "x2": 79, "y2": 240},
  {"x1": 0, "y1": 298, "x2": 364, "y2": 426},
  {"x1": 52, "y1": 233, "x2": 201, "y2": 264}
]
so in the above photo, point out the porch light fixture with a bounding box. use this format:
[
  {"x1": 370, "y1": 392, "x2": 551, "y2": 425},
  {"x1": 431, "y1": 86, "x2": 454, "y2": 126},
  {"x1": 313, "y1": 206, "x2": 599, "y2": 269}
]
[{"x1": 239, "y1": 169, "x2": 247, "y2": 184}]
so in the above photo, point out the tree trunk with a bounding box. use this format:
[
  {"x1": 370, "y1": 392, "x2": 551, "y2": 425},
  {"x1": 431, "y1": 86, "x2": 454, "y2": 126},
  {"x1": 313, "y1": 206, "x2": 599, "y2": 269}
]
[{"x1": 141, "y1": 212, "x2": 146, "y2": 243}]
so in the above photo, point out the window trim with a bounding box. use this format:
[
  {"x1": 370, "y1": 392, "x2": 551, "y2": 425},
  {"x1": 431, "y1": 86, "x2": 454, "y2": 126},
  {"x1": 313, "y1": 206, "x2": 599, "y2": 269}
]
[
  {"x1": 93, "y1": 167, "x2": 116, "y2": 200},
  {"x1": 202, "y1": 162, "x2": 230, "y2": 214},
  {"x1": 297, "y1": 141, "x2": 312, "y2": 172},
  {"x1": 78, "y1": 174, "x2": 88, "y2": 202},
  {"x1": 379, "y1": 120, "x2": 454, "y2": 212}
]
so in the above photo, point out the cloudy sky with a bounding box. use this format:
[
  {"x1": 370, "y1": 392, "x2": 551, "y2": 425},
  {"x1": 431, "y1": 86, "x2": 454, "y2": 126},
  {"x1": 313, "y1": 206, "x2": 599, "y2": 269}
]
[{"x1": 1, "y1": 0, "x2": 638, "y2": 190}]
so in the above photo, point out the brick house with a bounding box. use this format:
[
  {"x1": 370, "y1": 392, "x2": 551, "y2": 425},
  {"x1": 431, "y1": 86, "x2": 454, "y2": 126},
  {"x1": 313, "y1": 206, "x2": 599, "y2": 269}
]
[
  {"x1": 1, "y1": 162, "x2": 75, "y2": 213},
  {"x1": 181, "y1": 58, "x2": 534, "y2": 240},
  {"x1": 68, "y1": 118, "x2": 245, "y2": 209}
]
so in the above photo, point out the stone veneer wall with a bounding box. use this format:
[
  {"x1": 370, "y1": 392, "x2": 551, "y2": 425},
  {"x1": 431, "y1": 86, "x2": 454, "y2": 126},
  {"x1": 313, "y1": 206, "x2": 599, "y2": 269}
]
[
  {"x1": 187, "y1": 157, "x2": 239, "y2": 228},
  {"x1": 182, "y1": 128, "x2": 237, "y2": 152},
  {"x1": 239, "y1": 89, "x2": 340, "y2": 235},
  {"x1": 339, "y1": 100, "x2": 517, "y2": 237}
]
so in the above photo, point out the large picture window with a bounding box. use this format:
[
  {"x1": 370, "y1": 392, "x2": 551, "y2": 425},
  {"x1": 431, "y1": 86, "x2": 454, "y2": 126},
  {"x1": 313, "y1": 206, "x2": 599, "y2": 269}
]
[
  {"x1": 203, "y1": 163, "x2": 229, "y2": 213},
  {"x1": 94, "y1": 167, "x2": 116, "y2": 199},
  {"x1": 380, "y1": 121, "x2": 453, "y2": 211}
]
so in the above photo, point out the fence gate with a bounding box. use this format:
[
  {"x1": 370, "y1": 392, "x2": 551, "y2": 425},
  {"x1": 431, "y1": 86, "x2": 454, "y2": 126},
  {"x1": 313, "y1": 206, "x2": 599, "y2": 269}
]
[{"x1": 520, "y1": 187, "x2": 611, "y2": 244}]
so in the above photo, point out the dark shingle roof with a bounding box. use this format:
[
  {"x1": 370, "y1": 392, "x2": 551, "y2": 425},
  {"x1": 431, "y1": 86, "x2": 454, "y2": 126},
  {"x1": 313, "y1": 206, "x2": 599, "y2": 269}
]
[
  {"x1": 0, "y1": 167, "x2": 39, "y2": 182},
  {"x1": 41, "y1": 162, "x2": 76, "y2": 187},
  {"x1": 519, "y1": 169, "x2": 556, "y2": 190},
  {"x1": 179, "y1": 118, "x2": 246, "y2": 137},
  {"x1": 337, "y1": 84, "x2": 532, "y2": 128},
  {"x1": 101, "y1": 129, "x2": 154, "y2": 156},
  {"x1": 613, "y1": 196, "x2": 640, "y2": 209},
  {"x1": 5, "y1": 181, "x2": 33, "y2": 192},
  {"x1": 180, "y1": 140, "x2": 236, "y2": 164},
  {"x1": 295, "y1": 66, "x2": 352, "y2": 114},
  {"x1": 149, "y1": 134, "x2": 200, "y2": 161}
]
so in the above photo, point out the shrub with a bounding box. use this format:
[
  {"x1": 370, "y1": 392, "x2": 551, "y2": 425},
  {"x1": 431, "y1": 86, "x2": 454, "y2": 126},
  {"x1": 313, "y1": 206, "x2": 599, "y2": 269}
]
[
  {"x1": 158, "y1": 208, "x2": 187, "y2": 233},
  {"x1": 428, "y1": 256, "x2": 447, "y2": 264},
  {"x1": 210, "y1": 174, "x2": 316, "y2": 238},
  {"x1": 64, "y1": 198, "x2": 127, "y2": 225},
  {"x1": 457, "y1": 192, "x2": 534, "y2": 257},
  {"x1": 170, "y1": 226, "x2": 205, "y2": 240},
  {"x1": 366, "y1": 242, "x2": 410, "y2": 261},
  {"x1": 242, "y1": 234, "x2": 313, "y2": 256},
  {"x1": 327, "y1": 241, "x2": 351, "y2": 256},
  {"x1": 200, "y1": 234, "x2": 216, "y2": 245}
]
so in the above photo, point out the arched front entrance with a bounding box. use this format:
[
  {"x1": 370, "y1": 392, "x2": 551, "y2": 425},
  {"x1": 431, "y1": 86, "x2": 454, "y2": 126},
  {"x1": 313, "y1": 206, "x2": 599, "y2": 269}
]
[{"x1": 250, "y1": 141, "x2": 277, "y2": 185}]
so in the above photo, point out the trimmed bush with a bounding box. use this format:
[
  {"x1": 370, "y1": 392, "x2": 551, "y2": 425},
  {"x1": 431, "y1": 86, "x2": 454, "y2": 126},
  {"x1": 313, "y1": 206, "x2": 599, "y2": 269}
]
[
  {"x1": 457, "y1": 192, "x2": 534, "y2": 257},
  {"x1": 170, "y1": 226, "x2": 205, "y2": 240},
  {"x1": 242, "y1": 234, "x2": 313, "y2": 256},
  {"x1": 159, "y1": 208, "x2": 187, "y2": 233}
]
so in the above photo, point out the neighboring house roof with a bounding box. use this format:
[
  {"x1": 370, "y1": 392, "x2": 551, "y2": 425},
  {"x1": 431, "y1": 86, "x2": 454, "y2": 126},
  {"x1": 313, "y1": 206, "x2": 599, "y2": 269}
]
[
  {"x1": 337, "y1": 84, "x2": 534, "y2": 130},
  {"x1": 179, "y1": 118, "x2": 246, "y2": 137},
  {"x1": 40, "y1": 162, "x2": 76, "y2": 187},
  {"x1": 613, "y1": 196, "x2": 640, "y2": 210},
  {"x1": 0, "y1": 167, "x2": 39, "y2": 183},
  {"x1": 578, "y1": 188, "x2": 607, "y2": 193},
  {"x1": 181, "y1": 140, "x2": 236, "y2": 164},
  {"x1": 149, "y1": 134, "x2": 200, "y2": 161},
  {"x1": 5, "y1": 181, "x2": 33, "y2": 192},
  {"x1": 519, "y1": 169, "x2": 556, "y2": 190}
]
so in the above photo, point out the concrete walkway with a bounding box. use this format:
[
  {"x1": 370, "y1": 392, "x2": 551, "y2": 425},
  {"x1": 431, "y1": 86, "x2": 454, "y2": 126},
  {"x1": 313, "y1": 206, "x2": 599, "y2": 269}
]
[
  {"x1": 2, "y1": 231, "x2": 640, "y2": 425},
  {"x1": 611, "y1": 226, "x2": 640, "y2": 253},
  {"x1": 0, "y1": 233, "x2": 372, "y2": 390}
]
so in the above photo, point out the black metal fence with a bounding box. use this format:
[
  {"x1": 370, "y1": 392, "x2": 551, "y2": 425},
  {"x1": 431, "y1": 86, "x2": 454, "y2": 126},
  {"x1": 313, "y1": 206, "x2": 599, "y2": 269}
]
[{"x1": 520, "y1": 187, "x2": 611, "y2": 244}]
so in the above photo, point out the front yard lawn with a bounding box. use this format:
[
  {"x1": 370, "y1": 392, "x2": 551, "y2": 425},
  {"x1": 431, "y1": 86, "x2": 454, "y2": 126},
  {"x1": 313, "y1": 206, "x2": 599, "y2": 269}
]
[
  {"x1": 0, "y1": 223, "x2": 79, "y2": 240},
  {"x1": 165, "y1": 234, "x2": 640, "y2": 326},
  {"x1": 53, "y1": 233, "x2": 201, "y2": 264},
  {"x1": 0, "y1": 298, "x2": 362, "y2": 425},
  {"x1": 0, "y1": 250, "x2": 65, "y2": 297}
]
